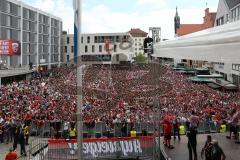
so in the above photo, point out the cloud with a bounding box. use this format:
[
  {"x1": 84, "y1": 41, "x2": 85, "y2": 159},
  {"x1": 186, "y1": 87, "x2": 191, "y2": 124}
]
[
  {"x1": 137, "y1": 0, "x2": 167, "y2": 8},
  {"x1": 21, "y1": 0, "x2": 217, "y2": 39},
  {"x1": 82, "y1": 4, "x2": 207, "y2": 39}
]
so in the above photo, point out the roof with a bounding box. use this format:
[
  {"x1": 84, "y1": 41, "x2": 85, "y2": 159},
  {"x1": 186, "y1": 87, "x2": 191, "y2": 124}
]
[
  {"x1": 128, "y1": 28, "x2": 148, "y2": 37},
  {"x1": 225, "y1": 0, "x2": 240, "y2": 9},
  {"x1": 177, "y1": 24, "x2": 204, "y2": 36}
]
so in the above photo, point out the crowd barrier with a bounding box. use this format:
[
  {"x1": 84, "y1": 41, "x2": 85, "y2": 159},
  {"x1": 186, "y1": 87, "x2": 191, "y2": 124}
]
[{"x1": 28, "y1": 121, "x2": 229, "y2": 139}]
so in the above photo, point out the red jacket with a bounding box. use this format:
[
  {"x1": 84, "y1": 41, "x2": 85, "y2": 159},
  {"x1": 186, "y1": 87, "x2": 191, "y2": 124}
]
[{"x1": 5, "y1": 151, "x2": 17, "y2": 160}]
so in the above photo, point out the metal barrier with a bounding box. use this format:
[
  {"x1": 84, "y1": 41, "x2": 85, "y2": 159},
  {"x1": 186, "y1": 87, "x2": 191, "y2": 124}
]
[{"x1": 29, "y1": 121, "x2": 226, "y2": 139}]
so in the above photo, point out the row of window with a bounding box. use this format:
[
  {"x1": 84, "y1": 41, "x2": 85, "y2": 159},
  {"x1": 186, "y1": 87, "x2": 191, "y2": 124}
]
[
  {"x1": 232, "y1": 64, "x2": 240, "y2": 71},
  {"x1": 231, "y1": 5, "x2": 240, "y2": 22},
  {"x1": 0, "y1": 0, "x2": 20, "y2": 16},
  {"x1": 64, "y1": 45, "x2": 118, "y2": 53},
  {"x1": 66, "y1": 35, "x2": 130, "y2": 44},
  {"x1": 216, "y1": 5, "x2": 240, "y2": 26}
]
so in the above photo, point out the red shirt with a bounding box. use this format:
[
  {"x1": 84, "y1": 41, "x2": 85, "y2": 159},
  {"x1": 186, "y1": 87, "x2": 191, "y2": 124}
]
[
  {"x1": 5, "y1": 151, "x2": 17, "y2": 160},
  {"x1": 163, "y1": 123, "x2": 172, "y2": 135}
]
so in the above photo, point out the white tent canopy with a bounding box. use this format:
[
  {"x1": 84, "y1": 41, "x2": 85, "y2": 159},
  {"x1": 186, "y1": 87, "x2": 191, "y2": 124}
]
[{"x1": 153, "y1": 20, "x2": 240, "y2": 63}]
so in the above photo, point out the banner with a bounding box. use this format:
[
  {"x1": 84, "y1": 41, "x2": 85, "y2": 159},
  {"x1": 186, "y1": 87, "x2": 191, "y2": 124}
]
[
  {"x1": 47, "y1": 137, "x2": 153, "y2": 159},
  {"x1": 0, "y1": 40, "x2": 21, "y2": 56}
]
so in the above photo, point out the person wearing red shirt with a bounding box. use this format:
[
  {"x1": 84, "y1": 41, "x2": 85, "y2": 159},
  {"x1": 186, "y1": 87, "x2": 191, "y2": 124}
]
[
  {"x1": 5, "y1": 148, "x2": 17, "y2": 160},
  {"x1": 163, "y1": 120, "x2": 173, "y2": 149}
]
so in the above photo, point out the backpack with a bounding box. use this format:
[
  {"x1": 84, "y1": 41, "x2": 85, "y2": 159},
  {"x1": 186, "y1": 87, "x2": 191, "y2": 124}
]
[{"x1": 210, "y1": 144, "x2": 222, "y2": 160}]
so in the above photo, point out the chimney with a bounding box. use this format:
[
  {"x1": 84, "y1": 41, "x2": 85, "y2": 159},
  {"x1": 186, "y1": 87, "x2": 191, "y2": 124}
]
[{"x1": 205, "y1": 8, "x2": 209, "y2": 16}]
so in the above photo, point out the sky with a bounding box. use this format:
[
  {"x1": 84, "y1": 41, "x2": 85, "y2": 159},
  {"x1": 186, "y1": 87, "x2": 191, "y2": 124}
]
[{"x1": 21, "y1": 0, "x2": 219, "y2": 39}]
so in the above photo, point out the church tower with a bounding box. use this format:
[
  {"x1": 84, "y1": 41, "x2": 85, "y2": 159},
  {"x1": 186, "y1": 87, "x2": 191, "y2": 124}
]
[{"x1": 174, "y1": 6, "x2": 180, "y2": 35}]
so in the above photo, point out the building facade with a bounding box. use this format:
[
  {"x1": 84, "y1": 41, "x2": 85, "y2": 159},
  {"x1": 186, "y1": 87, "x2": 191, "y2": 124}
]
[
  {"x1": 0, "y1": 0, "x2": 62, "y2": 69},
  {"x1": 62, "y1": 29, "x2": 147, "y2": 64},
  {"x1": 215, "y1": 0, "x2": 240, "y2": 26},
  {"x1": 213, "y1": 0, "x2": 240, "y2": 86},
  {"x1": 128, "y1": 28, "x2": 148, "y2": 57}
]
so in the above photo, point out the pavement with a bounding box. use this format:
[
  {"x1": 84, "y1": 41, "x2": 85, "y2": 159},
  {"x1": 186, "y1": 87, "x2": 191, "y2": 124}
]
[
  {"x1": 1, "y1": 134, "x2": 239, "y2": 160},
  {"x1": 163, "y1": 133, "x2": 240, "y2": 160}
]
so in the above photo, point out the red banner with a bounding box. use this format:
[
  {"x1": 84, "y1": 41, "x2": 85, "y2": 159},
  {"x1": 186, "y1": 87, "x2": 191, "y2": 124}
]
[
  {"x1": 47, "y1": 136, "x2": 153, "y2": 159},
  {"x1": 0, "y1": 40, "x2": 21, "y2": 56}
]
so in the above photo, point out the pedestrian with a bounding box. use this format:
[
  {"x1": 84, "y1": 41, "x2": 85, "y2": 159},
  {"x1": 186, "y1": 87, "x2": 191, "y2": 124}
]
[
  {"x1": 13, "y1": 126, "x2": 20, "y2": 150},
  {"x1": 163, "y1": 120, "x2": 174, "y2": 149},
  {"x1": 5, "y1": 147, "x2": 17, "y2": 160},
  {"x1": 23, "y1": 124, "x2": 29, "y2": 145},
  {"x1": 19, "y1": 128, "x2": 27, "y2": 156},
  {"x1": 173, "y1": 117, "x2": 181, "y2": 141},
  {"x1": 201, "y1": 135, "x2": 212, "y2": 160},
  {"x1": 209, "y1": 140, "x2": 226, "y2": 160},
  {"x1": 68, "y1": 125, "x2": 77, "y2": 139},
  {"x1": 187, "y1": 127, "x2": 198, "y2": 160},
  {"x1": 0, "y1": 123, "x2": 4, "y2": 143}
]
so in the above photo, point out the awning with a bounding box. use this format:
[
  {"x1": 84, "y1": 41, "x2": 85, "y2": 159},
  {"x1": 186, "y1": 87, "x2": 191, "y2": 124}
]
[{"x1": 153, "y1": 20, "x2": 240, "y2": 63}]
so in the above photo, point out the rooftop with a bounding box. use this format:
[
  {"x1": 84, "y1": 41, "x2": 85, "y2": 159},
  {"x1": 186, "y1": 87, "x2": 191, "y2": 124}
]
[{"x1": 128, "y1": 28, "x2": 148, "y2": 37}]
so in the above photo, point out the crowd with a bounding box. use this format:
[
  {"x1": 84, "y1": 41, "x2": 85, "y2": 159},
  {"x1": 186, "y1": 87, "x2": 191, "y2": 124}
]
[{"x1": 0, "y1": 64, "x2": 240, "y2": 157}]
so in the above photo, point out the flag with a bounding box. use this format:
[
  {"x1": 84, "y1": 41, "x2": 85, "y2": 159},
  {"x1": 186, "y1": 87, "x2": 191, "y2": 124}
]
[{"x1": 73, "y1": 0, "x2": 80, "y2": 64}]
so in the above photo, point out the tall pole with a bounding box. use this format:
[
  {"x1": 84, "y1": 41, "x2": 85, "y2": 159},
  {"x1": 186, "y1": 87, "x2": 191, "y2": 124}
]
[{"x1": 76, "y1": 0, "x2": 83, "y2": 159}]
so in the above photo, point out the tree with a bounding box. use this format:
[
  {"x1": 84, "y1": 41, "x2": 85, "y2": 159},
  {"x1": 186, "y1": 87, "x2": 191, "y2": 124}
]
[{"x1": 134, "y1": 53, "x2": 147, "y2": 63}]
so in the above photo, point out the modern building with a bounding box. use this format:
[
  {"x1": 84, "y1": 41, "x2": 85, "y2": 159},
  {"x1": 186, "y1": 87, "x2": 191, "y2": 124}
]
[
  {"x1": 215, "y1": 0, "x2": 240, "y2": 26},
  {"x1": 154, "y1": 19, "x2": 240, "y2": 87},
  {"x1": 0, "y1": 0, "x2": 62, "y2": 69},
  {"x1": 62, "y1": 28, "x2": 148, "y2": 64},
  {"x1": 174, "y1": 7, "x2": 216, "y2": 36},
  {"x1": 212, "y1": 0, "x2": 240, "y2": 84}
]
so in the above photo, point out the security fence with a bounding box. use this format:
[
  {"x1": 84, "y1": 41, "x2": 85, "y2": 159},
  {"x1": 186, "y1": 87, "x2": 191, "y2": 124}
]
[{"x1": 28, "y1": 121, "x2": 227, "y2": 139}]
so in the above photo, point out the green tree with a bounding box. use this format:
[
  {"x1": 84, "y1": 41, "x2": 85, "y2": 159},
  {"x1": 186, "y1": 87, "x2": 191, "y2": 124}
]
[{"x1": 134, "y1": 53, "x2": 147, "y2": 63}]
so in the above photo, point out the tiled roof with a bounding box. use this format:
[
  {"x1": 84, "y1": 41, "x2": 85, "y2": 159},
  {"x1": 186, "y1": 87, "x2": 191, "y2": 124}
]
[
  {"x1": 128, "y1": 28, "x2": 148, "y2": 37},
  {"x1": 177, "y1": 24, "x2": 204, "y2": 36},
  {"x1": 225, "y1": 0, "x2": 240, "y2": 9}
]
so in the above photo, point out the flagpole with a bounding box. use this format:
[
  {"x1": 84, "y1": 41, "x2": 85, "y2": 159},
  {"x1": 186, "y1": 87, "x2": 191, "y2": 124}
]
[{"x1": 75, "y1": 0, "x2": 83, "y2": 159}]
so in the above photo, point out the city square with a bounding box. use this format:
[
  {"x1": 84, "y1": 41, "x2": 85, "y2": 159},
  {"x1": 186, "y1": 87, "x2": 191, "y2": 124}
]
[{"x1": 0, "y1": 0, "x2": 240, "y2": 160}]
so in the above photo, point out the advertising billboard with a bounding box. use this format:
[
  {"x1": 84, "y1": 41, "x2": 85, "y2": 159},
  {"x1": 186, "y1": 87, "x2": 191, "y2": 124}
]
[
  {"x1": 0, "y1": 40, "x2": 21, "y2": 56},
  {"x1": 47, "y1": 136, "x2": 153, "y2": 159}
]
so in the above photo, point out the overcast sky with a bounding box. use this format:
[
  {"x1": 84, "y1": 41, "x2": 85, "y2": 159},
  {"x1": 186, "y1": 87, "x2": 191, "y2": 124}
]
[{"x1": 21, "y1": 0, "x2": 219, "y2": 39}]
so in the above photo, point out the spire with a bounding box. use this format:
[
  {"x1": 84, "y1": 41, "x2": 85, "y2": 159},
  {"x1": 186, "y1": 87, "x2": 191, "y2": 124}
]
[
  {"x1": 174, "y1": 6, "x2": 180, "y2": 34},
  {"x1": 175, "y1": 6, "x2": 178, "y2": 16}
]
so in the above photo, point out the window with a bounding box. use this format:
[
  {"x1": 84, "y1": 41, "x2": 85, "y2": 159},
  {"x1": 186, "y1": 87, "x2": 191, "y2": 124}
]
[
  {"x1": 81, "y1": 37, "x2": 83, "y2": 43},
  {"x1": 92, "y1": 45, "x2": 95, "y2": 52},
  {"x1": 71, "y1": 46, "x2": 74, "y2": 53},
  {"x1": 67, "y1": 55, "x2": 70, "y2": 62},
  {"x1": 114, "y1": 45, "x2": 117, "y2": 52},
  {"x1": 65, "y1": 46, "x2": 67, "y2": 52},
  {"x1": 85, "y1": 45, "x2": 88, "y2": 53},
  {"x1": 67, "y1": 37, "x2": 69, "y2": 44},
  {"x1": 94, "y1": 36, "x2": 97, "y2": 43},
  {"x1": 99, "y1": 45, "x2": 102, "y2": 52},
  {"x1": 87, "y1": 36, "x2": 90, "y2": 43},
  {"x1": 116, "y1": 55, "x2": 119, "y2": 61}
]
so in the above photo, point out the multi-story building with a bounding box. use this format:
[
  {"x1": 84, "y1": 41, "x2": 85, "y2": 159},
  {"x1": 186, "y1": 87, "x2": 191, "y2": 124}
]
[
  {"x1": 128, "y1": 28, "x2": 148, "y2": 57},
  {"x1": 0, "y1": 0, "x2": 62, "y2": 69},
  {"x1": 213, "y1": 0, "x2": 240, "y2": 86},
  {"x1": 215, "y1": 0, "x2": 240, "y2": 26},
  {"x1": 62, "y1": 29, "x2": 147, "y2": 64}
]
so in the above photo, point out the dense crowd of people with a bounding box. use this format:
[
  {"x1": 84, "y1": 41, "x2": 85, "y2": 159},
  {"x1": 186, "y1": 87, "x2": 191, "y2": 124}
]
[{"x1": 0, "y1": 64, "x2": 240, "y2": 153}]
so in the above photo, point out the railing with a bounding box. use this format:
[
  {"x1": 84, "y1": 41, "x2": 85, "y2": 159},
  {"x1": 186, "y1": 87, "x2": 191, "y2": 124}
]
[
  {"x1": 29, "y1": 121, "x2": 229, "y2": 139},
  {"x1": 26, "y1": 120, "x2": 231, "y2": 160}
]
